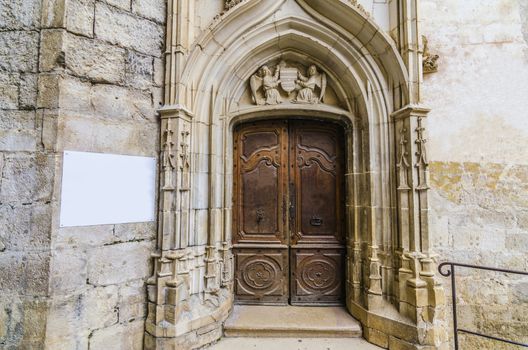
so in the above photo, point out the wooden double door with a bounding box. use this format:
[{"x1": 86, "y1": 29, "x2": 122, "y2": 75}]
[{"x1": 233, "y1": 119, "x2": 345, "y2": 305}]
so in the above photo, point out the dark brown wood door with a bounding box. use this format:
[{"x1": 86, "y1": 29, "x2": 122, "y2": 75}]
[{"x1": 233, "y1": 120, "x2": 345, "y2": 305}]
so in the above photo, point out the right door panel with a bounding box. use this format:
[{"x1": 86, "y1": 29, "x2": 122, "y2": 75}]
[{"x1": 289, "y1": 121, "x2": 345, "y2": 305}]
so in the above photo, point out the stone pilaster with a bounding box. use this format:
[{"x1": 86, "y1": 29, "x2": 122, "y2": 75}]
[
  {"x1": 390, "y1": 105, "x2": 446, "y2": 347},
  {"x1": 145, "y1": 105, "x2": 195, "y2": 345}
]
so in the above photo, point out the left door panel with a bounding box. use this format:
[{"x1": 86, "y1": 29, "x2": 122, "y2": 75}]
[{"x1": 233, "y1": 121, "x2": 289, "y2": 304}]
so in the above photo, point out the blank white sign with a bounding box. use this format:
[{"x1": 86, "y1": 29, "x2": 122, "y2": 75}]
[{"x1": 60, "y1": 151, "x2": 157, "y2": 227}]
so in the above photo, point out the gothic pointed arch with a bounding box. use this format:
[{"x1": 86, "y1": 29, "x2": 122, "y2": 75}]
[{"x1": 146, "y1": 1, "x2": 447, "y2": 349}]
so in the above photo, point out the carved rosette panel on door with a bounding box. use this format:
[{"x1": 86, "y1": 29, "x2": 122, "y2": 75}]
[{"x1": 233, "y1": 120, "x2": 345, "y2": 305}]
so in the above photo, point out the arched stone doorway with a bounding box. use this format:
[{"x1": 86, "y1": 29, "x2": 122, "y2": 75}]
[{"x1": 145, "y1": 1, "x2": 447, "y2": 349}]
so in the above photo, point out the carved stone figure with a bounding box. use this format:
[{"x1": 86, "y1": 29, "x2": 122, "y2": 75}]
[
  {"x1": 422, "y1": 36, "x2": 439, "y2": 74},
  {"x1": 250, "y1": 65, "x2": 282, "y2": 105},
  {"x1": 295, "y1": 65, "x2": 327, "y2": 104}
]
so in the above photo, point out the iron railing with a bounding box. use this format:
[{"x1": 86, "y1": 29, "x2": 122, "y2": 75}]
[{"x1": 438, "y1": 262, "x2": 528, "y2": 349}]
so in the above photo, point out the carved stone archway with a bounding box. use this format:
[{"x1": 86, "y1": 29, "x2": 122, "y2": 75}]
[{"x1": 145, "y1": 1, "x2": 447, "y2": 349}]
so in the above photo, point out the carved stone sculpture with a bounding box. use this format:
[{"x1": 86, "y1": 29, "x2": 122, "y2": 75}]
[
  {"x1": 295, "y1": 65, "x2": 326, "y2": 104},
  {"x1": 422, "y1": 36, "x2": 439, "y2": 74},
  {"x1": 249, "y1": 62, "x2": 327, "y2": 105},
  {"x1": 250, "y1": 65, "x2": 282, "y2": 105}
]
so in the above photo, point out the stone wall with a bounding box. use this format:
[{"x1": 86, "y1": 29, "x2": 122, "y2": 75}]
[
  {"x1": 1, "y1": 0, "x2": 165, "y2": 348},
  {"x1": 423, "y1": 0, "x2": 528, "y2": 348},
  {"x1": 0, "y1": 0, "x2": 51, "y2": 348}
]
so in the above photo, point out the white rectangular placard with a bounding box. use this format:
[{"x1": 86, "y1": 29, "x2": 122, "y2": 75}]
[{"x1": 60, "y1": 151, "x2": 157, "y2": 227}]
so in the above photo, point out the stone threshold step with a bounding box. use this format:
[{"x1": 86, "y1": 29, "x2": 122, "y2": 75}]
[
  {"x1": 206, "y1": 337, "x2": 384, "y2": 350},
  {"x1": 224, "y1": 305, "x2": 362, "y2": 338}
]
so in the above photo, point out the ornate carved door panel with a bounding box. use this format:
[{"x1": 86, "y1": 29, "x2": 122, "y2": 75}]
[
  {"x1": 233, "y1": 121, "x2": 289, "y2": 304},
  {"x1": 233, "y1": 120, "x2": 344, "y2": 305},
  {"x1": 289, "y1": 121, "x2": 345, "y2": 305}
]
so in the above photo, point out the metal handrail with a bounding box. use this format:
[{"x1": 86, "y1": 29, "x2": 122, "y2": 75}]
[{"x1": 438, "y1": 262, "x2": 528, "y2": 349}]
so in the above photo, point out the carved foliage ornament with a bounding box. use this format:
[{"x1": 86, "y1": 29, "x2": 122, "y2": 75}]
[{"x1": 250, "y1": 61, "x2": 327, "y2": 105}]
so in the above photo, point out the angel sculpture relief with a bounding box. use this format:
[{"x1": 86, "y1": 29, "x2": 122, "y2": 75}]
[
  {"x1": 250, "y1": 65, "x2": 282, "y2": 105},
  {"x1": 295, "y1": 65, "x2": 327, "y2": 104}
]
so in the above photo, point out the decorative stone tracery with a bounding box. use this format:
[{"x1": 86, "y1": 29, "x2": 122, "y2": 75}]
[{"x1": 146, "y1": 1, "x2": 448, "y2": 349}]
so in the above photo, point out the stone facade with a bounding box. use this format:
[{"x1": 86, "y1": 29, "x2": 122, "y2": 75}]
[{"x1": 0, "y1": 1, "x2": 527, "y2": 350}]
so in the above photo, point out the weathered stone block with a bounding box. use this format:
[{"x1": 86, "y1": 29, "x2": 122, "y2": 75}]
[
  {"x1": 95, "y1": 2, "x2": 163, "y2": 56},
  {"x1": 118, "y1": 280, "x2": 147, "y2": 322},
  {"x1": 41, "y1": 0, "x2": 66, "y2": 28},
  {"x1": 114, "y1": 222, "x2": 156, "y2": 243},
  {"x1": 85, "y1": 285, "x2": 119, "y2": 330},
  {"x1": 0, "y1": 297, "x2": 48, "y2": 349},
  {"x1": 45, "y1": 297, "x2": 88, "y2": 349},
  {"x1": 132, "y1": 0, "x2": 166, "y2": 23},
  {"x1": 0, "y1": 72, "x2": 19, "y2": 109},
  {"x1": 54, "y1": 225, "x2": 115, "y2": 249},
  {"x1": 89, "y1": 319, "x2": 145, "y2": 350},
  {"x1": 46, "y1": 286, "x2": 119, "y2": 348},
  {"x1": 90, "y1": 83, "x2": 155, "y2": 120},
  {"x1": 0, "y1": 154, "x2": 54, "y2": 204},
  {"x1": 66, "y1": 0, "x2": 95, "y2": 37},
  {"x1": 0, "y1": 30, "x2": 39, "y2": 72},
  {"x1": 37, "y1": 73, "x2": 60, "y2": 109},
  {"x1": 65, "y1": 33, "x2": 126, "y2": 83},
  {"x1": 48, "y1": 248, "x2": 88, "y2": 295},
  {"x1": 41, "y1": 110, "x2": 58, "y2": 151},
  {"x1": 364, "y1": 327, "x2": 389, "y2": 348},
  {"x1": 0, "y1": 110, "x2": 35, "y2": 130},
  {"x1": 152, "y1": 86, "x2": 163, "y2": 109},
  {"x1": 0, "y1": 252, "x2": 50, "y2": 295},
  {"x1": 125, "y1": 50, "x2": 154, "y2": 89},
  {"x1": 59, "y1": 75, "x2": 92, "y2": 112},
  {"x1": 39, "y1": 29, "x2": 65, "y2": 72},
  {"x1": 0, "y1": 128, "x2": 37, "y2": 152},
  {"x1": 0, "y1": 203, "x2": 52, "y2": 251},
  {"x1": 104, "y1": 0, "x2": 131, "y2": 11},
  {"x1": 87, "y1": 241, "x2": 152, "y2": 286},
  {"x1": 19, "y1": 73, "x2": 38, "y2": 109},
  {"x1": 153, "y1": 57, "x2": 164, "y2": 87},
  {"x1": 58, "y1": 115, "x2": 158, "y2": 156},
  {"x1": 0, "y1": 0, "x2": 41, "y2": 30}
]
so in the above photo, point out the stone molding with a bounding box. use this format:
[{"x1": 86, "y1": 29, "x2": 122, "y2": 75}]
[{"x1": 146, "y1": 1, "x2": 447, "y2": 349}]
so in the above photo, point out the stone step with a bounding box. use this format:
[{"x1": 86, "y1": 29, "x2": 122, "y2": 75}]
[
  {"x1": 206, "y1": 337, "x2": 384, "y2": 350},
  {"x1": 224, "y1": 305, "x2": 363, "y2": 338}
]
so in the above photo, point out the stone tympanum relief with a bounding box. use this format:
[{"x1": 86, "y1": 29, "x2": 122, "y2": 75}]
[{"x1": 249, "y1": 61, "x2": 328, "y2": 105}]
